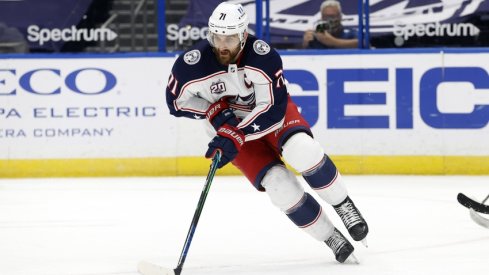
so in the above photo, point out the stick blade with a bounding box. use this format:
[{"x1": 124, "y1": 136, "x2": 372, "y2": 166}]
[
  {"x1": 457, "y1": 193, "x2": 474, "y2": 208},
  {"x1": 138, "y1": 261, "x2": 175, "y2": 275},
  {"x1": 457, "y1": 193, "x2": 489, "y2": 214},
  {"x1": 469, "y1": 209, "x2": 489, "y2": 229}
]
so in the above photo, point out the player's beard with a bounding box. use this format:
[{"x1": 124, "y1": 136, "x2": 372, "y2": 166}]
[{"x1": 214, "y1": 45, "x2": 241, "y2": 66}]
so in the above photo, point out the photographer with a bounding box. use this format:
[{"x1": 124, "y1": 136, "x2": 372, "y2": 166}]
[{"x1": 302, "y1": 0, "x2": 358, "y2": 49}]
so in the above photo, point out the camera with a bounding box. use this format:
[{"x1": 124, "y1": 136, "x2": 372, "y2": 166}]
[{"x1": 314, "y1": 18, "x2": 342, "y2": 34}]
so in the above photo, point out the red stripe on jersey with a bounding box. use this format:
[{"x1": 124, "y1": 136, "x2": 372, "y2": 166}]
[{"x1": 229, "y1": 103, "x2": 253, "y2": 112}]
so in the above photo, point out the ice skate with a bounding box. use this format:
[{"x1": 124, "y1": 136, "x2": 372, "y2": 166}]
[
  {"x1": 325, "y1": 228, "x2": 356, "y2": 263},
  {"x1": 333, "y1": 196, "x2": 369, "y2": 243}
]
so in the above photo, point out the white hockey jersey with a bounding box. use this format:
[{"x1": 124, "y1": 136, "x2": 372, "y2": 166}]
[{"x1": 166, "y1": 35, "x2": 288, "y2": 141}]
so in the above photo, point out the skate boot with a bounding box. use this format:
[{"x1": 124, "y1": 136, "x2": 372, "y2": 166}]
[
  {"x1": 325, "y1": 228, "x2": 355, "y2": 263},
  {"x1": 333, "y1": 196, "x2": 369, "y2": 243}
]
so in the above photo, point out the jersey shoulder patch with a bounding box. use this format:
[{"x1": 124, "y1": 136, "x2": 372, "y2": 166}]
[
  {"x1": 183, "y1": 49, "x2": 201, "y2": 65},
  {"x1": 253, "y1": 40, "x2": 271, "y2": 55}
]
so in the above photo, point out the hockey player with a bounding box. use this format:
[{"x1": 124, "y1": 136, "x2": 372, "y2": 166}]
[{"x1": 166, "y1": 2, "x2": 368, "y2": 263}]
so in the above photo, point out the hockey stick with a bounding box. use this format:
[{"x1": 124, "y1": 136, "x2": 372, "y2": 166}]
[
  {"x1": 457, "y1": 193, "x2": 489, "y2": 229},
  {"x1": 138, "y1": 151, "x2": 222, "y2": 275},
  {"x1": 457, "y1": 193, "x2": 489, "y2": 214}
]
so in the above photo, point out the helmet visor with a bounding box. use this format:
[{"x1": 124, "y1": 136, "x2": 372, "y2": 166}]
[{"x1": 208, "y1": 33, "x2": 241, "y2": 49}]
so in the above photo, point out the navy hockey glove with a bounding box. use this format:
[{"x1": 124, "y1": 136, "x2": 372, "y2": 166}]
[
  {"x1": 205, "y1": 124, "x2": 245, "y2": 168},
  {"x1": 206, "y1": 100, "x2": 239, "y2": 130}
]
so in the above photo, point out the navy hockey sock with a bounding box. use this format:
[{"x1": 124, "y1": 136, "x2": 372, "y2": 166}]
[
  {"x1": 302, "y1": 155, "x2": 338, "y2": 190},
  {"x1": 286, "y1": 193, "x2": 322, "y2": 228}
]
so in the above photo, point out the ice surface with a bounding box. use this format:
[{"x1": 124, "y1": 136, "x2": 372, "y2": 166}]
[{"x1": 0, "y1": 175, "x2": 488, "y2": 275}]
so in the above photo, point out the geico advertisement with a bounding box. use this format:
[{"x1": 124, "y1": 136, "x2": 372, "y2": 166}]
[
  {"x1": 0, "y1": 57, "x2": 189, "y2": 159},
  {"x1": 283, "y1": 52, "x2": 489, "y2": 156},
  {"x1": 1, "y1": 52, "x2": 488, "y2": 159}
]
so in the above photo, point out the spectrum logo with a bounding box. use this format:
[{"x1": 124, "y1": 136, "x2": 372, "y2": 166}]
[
  {"x1": 27, "y1": 25, "x2": 118, "y2": 46},
  {"x1": 393, "y1": 22, "x2": 480, "y2": 46}
]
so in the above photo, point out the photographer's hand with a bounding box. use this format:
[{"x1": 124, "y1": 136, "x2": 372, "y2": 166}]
[
  {"x1": 315, "y1": 31, "x2": 358, "y2": 49},
  {"x1": 315, "y1": 31, "x2": 335, "y2": 45},
  {"x1": 302, "y1": 30, "x2": 315, "y2": 48}
]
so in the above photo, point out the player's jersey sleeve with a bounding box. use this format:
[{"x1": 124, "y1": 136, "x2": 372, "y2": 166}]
[
  {"x1": 238, "y1": 43, "x2": 288, "y2": 141},
  {"x1": 166, "y1": 52, "x2": 210, "y2": 120}
]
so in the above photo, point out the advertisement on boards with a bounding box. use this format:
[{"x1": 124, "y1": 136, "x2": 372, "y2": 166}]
[
  {"x1": 0, "y1": 57, "x2": 188, "y2": 159},
  {"x1": 1, "y1": 50, "x2": 488, "y2": 175}
]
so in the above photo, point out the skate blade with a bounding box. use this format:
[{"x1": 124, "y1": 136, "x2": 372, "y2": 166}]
[
  {"x1": 345, "y1": 253, "x2": 360, "y2": 264},
  {"x1": 360, "y1": 238, "x2": 368, "y2": 248}
]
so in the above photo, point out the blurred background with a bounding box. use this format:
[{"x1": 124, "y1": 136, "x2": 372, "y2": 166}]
[{"x1": 2, "y1": 0, "x2": 488, "y2": 53}]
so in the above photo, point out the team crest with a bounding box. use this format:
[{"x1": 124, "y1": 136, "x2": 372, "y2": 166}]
[
  {"x1": 183, "y1": 50, "x2": 201, "y2": 65},
  {"x1": 253, "y1": 40, "x2": 270, "y2": 55}
]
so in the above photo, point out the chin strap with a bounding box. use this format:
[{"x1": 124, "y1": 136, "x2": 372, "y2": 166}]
[
  {"x1": 240, "y1": 39, "x2": 246, "y2": 49},
  {"x1": 232, "y1": 41, "x2": 246, "y2": 65}
]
